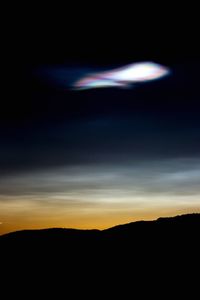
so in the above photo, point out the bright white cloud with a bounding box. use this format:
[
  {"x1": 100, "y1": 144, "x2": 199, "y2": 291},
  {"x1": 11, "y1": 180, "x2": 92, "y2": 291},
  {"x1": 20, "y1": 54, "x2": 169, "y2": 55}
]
[{"x1": 74, "y1": 62, "x2": 170, "y2": 90}]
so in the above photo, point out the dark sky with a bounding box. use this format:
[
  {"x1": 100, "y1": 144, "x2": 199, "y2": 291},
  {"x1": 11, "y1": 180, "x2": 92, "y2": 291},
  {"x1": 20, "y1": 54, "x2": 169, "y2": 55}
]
[
  {"x1": 1, "y1": 44, "x2": 200, "y2": 175},
  {"x1": 1, "y1": 21, "x2": 200, "y2": 233}
]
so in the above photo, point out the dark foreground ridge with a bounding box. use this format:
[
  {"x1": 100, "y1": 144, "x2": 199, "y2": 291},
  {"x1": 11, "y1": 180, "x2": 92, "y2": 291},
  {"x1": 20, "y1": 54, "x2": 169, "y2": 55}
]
[
  {"x1": 0, "y1": 214, "x2": 200, "y2": 259},
  {"x1": 1, "y1": 213, "x2": 199, "y2": 295},
  {"x1": 0, "y1": 213, "x2": 199, "y2": 249}
]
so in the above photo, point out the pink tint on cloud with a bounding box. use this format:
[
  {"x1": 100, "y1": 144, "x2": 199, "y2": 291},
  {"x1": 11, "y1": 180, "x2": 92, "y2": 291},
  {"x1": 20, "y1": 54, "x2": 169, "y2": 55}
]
[{"x1": 74, "y1": 62, "x2": 170, "y2": 90}]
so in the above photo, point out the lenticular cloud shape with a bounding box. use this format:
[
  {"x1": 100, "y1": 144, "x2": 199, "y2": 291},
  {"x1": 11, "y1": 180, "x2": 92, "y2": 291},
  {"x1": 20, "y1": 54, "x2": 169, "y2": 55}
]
[{"x1": 73, "y1": 62, "x2": 170, "y2": 90}]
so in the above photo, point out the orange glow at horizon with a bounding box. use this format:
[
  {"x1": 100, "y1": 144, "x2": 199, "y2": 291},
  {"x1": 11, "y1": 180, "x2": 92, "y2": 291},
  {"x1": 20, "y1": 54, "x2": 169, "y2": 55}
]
[
  {"x1": 1, "y1": 199, "x2": 199, "y2": 235},
  {"x1": 1, "y1": 160, "x2": 200, "y2": 235}
]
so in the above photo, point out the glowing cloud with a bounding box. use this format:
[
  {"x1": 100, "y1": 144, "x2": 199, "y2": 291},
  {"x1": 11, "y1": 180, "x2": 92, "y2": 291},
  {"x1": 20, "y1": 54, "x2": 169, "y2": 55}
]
[{"x1": 73, "y1": 62, "x2": 170, "y2": 90}]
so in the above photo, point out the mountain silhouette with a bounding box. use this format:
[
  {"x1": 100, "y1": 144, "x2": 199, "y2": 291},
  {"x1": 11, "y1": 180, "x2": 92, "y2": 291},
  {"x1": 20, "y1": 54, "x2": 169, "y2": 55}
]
[
  {"x1": 1, "y1": 213, "x2": 199, "y2": 244},
  {"x1": 1, "y1": 213, "x2": 199, "y2": 296}
]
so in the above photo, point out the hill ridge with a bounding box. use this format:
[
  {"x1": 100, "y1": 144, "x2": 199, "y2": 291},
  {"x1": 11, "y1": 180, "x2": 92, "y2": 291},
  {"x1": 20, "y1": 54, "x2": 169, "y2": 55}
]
[{"x1": 1, "y1": 212, "x2": 199, "y2": 237}]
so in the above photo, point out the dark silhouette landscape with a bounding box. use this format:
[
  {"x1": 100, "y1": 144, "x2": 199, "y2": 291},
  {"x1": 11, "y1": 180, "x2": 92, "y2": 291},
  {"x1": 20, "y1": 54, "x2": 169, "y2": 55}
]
[
  {"x1": 1, "y1": 213, "x2": 199, "y2": 255},
  {"x1": 1, "y1": 213, "x2": 199, "y2": 296}
]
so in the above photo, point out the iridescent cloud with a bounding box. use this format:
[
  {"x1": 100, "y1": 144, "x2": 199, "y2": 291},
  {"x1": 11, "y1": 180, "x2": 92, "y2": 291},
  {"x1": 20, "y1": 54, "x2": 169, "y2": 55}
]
[{"x1": 73, "y1": 62, "x2": 170, "y2": 90}]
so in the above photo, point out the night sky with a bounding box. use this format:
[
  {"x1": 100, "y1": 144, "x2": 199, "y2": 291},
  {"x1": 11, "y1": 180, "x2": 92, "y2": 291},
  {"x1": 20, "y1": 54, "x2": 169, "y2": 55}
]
[{"x1": 1, "y1": 24, "x2": 200, "y2": 234}]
